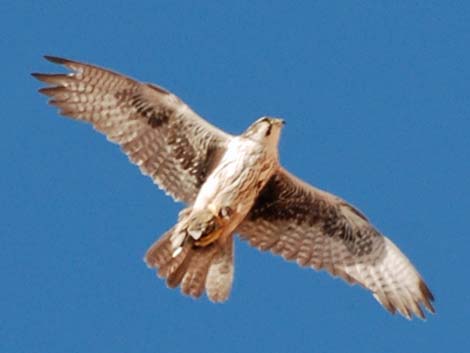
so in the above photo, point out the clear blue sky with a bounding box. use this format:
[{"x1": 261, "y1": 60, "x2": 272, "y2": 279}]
[{"x1": 2, "y1": 1, "x2": 469, "y2": 352}]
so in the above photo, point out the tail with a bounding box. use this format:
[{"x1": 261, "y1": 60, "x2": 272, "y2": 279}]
[{"x1": 144, "y1": 227, "x2": 234, "y2": 302}]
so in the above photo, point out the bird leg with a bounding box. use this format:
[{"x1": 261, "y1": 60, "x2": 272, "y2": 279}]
[
  {"x1": 189, "y1": 207, "x2": 232, "y2": 247},
  {"x1": 193, "y1": 226, "x2": 224, "y2": 247},
  {"x1": 170, "y1": 207, "x2": 233, "y2": 257}
]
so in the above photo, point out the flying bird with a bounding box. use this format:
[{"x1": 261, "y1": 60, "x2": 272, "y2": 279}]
[{"x1": 32, "y1": 56, "x2": 435, "y2": 319}]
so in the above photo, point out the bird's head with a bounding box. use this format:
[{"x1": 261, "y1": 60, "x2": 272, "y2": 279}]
[{"x1": 243, "y1": 117, "x2": 285, "y2": 147}]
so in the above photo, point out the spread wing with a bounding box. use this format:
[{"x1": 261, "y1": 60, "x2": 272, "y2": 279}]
[
  {"x1": 237, "y1": 168, "x2": 435, "y2": 319},
  {"x1": 32, "y1": 56, "x2": 231, "y2": 204}
]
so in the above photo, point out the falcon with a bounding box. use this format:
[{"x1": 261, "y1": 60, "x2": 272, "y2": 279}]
[{"x1": 32, "y1": 56, "x2": 435, "y2": 319}]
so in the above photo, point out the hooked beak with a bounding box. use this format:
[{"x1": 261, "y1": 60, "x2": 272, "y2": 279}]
[{"x1": 276, "y1": 118, "x2": 286, "y2": 126}]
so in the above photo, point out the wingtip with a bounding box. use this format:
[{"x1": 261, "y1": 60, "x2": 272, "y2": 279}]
[
  {"x1": 420, "y1": 279, "x2": 435, "y2": 302},
  {"x1": 31, "y1": 72, "x2": 42, "y2": 80},
  {"x1": 44, "y1": 55, "x2": 69, "y2": 64},
  {"x1": 419, "y1": 279, "x2": 436, "y2": 314},
  {"x1": 32, "y1": 56, "x2": 73, "y2": 82},
  {"x1": 31, "y1": 73, "x2": 54, "y2": 84},
  {"x1": 374, "y1": 281, "x2": 435, "y2": 320}
]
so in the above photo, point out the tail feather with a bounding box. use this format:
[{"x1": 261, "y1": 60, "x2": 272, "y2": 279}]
[
  {"x1": 166, "y1": 251, "x2": 191, "y2": 288},
  {"x1": 145, "y1": 228, "x2": 174, "y2": 268},
  {"x1": 206, "y1": 239, "x2": 234, "y2": 302},
  {"x1": 181, "y1": 246, "x2": 218, "y2": 297},
  {"x1": 158, "y1": 244, "x2": 191, "y2": 279},
  {"x1": 144, "y1": 226, "x2": 234, "y2": 301}
]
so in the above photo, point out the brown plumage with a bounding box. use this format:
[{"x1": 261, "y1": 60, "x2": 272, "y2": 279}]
[
  {"x1": 33, "y1": 56, "x2": 435, "y2": 319},
  {"x1": 145, "y1": 223, "x2": 233, "y2": 301}
]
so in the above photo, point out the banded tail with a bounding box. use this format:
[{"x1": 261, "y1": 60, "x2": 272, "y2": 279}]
[{"x1": 145, "y1": 226, "x2": 234, "y2": 302}]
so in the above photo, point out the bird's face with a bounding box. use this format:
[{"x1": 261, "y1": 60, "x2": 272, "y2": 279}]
[{"x1": 244, "y1": 117, "x2": 285, "y2": 148}]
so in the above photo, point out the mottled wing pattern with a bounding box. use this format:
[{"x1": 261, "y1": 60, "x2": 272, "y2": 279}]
[
  {"x1": 32, "y1": 56, "x2": 231, "y2": 204},
  {"x1": 237, "y1": 168, "x2": 435, "y2": 319}
]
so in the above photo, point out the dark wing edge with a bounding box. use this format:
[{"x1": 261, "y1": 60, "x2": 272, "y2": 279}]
[
  {"x1": 32, "y1": 55, "x2": 231, "y2": 204},
  {"x1": 237, "y1": 167, "x2": 435, "y2": 319}
]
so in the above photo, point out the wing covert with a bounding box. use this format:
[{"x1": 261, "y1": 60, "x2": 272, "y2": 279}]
[
  {"x1": 32, "y1": 56, "x2": 231, "y2": 204},
  {"x1": 237, "y1": 168, "x2": 435, "y2": 319}
]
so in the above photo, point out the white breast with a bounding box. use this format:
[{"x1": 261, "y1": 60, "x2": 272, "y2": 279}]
[{"x1": 193, "y1": 137, "x2": 277, "y2": 215}]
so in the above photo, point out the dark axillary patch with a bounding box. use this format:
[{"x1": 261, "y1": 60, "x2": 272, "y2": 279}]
[
  {"x1": 323, "y1": 214, "x2": 376, "y2": 256},
  {"x1": 119, "y1": 86, "x2": 222, "y2": 190},
  {"x1": 249, "y1": 173, "x2": 376, "y2": 257},
  {"x1": 193, "y1": 144, "x2": 219, "y2": 188},
  {"x1": 166, "y1": 120, "x2": 222, "y2": 189},
  {"x1": 116, "y1": 89, "x2": 171, "y2": 128},
  {"x1": 249, "y1": 173, "x2": 329, "y2": 226}
]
